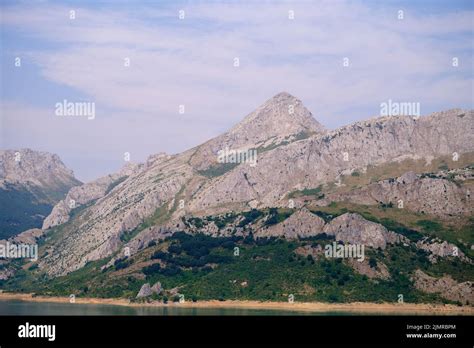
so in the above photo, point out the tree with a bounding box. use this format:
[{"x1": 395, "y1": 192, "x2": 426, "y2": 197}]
[
  {"x1": 168, "y1": 244, "x2": 182, "y2": 254},
  {"x1": 368, "y1": 257, "x2": 377, "y2": 269}
]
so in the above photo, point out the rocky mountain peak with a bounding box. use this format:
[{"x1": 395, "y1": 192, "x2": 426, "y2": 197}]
[
  {"x1": 190, "y1": 92, "x2": 325, "y2": 171},
  {"x1": 0, "y1": 148, "x2": 81, "y2": 189},
  {"x1": 0, "y1": 149, "x2": 82, "y2": 238},
  {"x1": 230, "y1": 91, "x2": 325, "y2": 138}
]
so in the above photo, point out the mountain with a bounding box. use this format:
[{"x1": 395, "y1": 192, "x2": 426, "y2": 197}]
[
  {"x1": 188, "y1": 109, "x2": 474, "y2": 211},
  {"x1": 31, "y1": 93, "x2": 473, "y2": 279},
  {"x1": 42, "y1": 162, "x2": 141, "y2": 230},
  {"x1": 2, "y1": 93, "x2": 473, "y2": 306},
  {"x1": 323, "y1": 169, "x2": 473, "y2": 218},
  {"x1": 36, "y1": 92, "x2": 326, "y2": 276},
  {"x1": 189, "y1": 92, "x2": 326, "y2": 172},
  {"x1": 0, "y1": 149, "x2": 81, "y2": 239}
]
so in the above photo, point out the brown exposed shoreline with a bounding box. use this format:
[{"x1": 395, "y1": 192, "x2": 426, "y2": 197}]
[{"x1": 0, "y1": 292, "x2": 472, "y2": 315}]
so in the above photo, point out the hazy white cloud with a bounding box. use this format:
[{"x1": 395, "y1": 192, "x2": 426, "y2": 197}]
[{"x1": 1, "y1": 1, "x2": 473, "y2": 180}]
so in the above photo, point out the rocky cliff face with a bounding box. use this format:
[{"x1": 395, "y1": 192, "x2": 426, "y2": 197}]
[
  {"x1": 325, "y1": 169, "x2": 473, "y2": 218},
  {"x1": 322, "y1": 213, "x2": 407, "y2": 249},
  {"x1": 39, "y1": 152, "x2": 195, "y2": 275},
  {"x1": 412, "y1": 269, "x2": 473, "y2": 304},
  {"x1": 416, "y1": 238, "x2": 469, "y2": 263},
  {"x1": 187, "y1": 109, "x2": 473, "y2": 212},
  {"x1": 256, "y1": 208, "x2": 326, "y2": 239},
  {"x1": 347, "y1": 258, "x2": 391, "y2": 280},
  {"x1": 189, "y1": 92, "x2": 326, "y2": 171},
  {"x1": 42, "y1": 162, "x2": 142, "y2": 229},
  {"x1": 0, "y1": 149, "x2": 80, "y2": 190},
  {"x1": 0, "y1": 149, "x2": 81, "y2": 238},
  {"x1": 36, "y1": 93, "x2": 474, "y2": 277}
]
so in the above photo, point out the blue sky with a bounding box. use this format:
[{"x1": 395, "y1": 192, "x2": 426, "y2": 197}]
[{"x1": 1, "y1": 0, "x2": 473, "y2": 181}]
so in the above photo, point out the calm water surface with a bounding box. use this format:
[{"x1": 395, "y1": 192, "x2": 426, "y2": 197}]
[{"x1": 0, "y1": 299, "x2": 359, "y2": 316}]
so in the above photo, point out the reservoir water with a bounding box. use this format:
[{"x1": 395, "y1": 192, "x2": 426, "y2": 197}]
[{"x1": 0, "y1": 299, "x2": 332, "y2": 316}]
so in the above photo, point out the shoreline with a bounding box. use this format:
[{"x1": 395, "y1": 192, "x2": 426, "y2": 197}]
[{"x1": 0, "y1": 292, "x2": 472, "y2": 315}]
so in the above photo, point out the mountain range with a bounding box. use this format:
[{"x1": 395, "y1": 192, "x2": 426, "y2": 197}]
[{"x1": 1, "y1": 92, "x2": 473, "y2": 305}]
